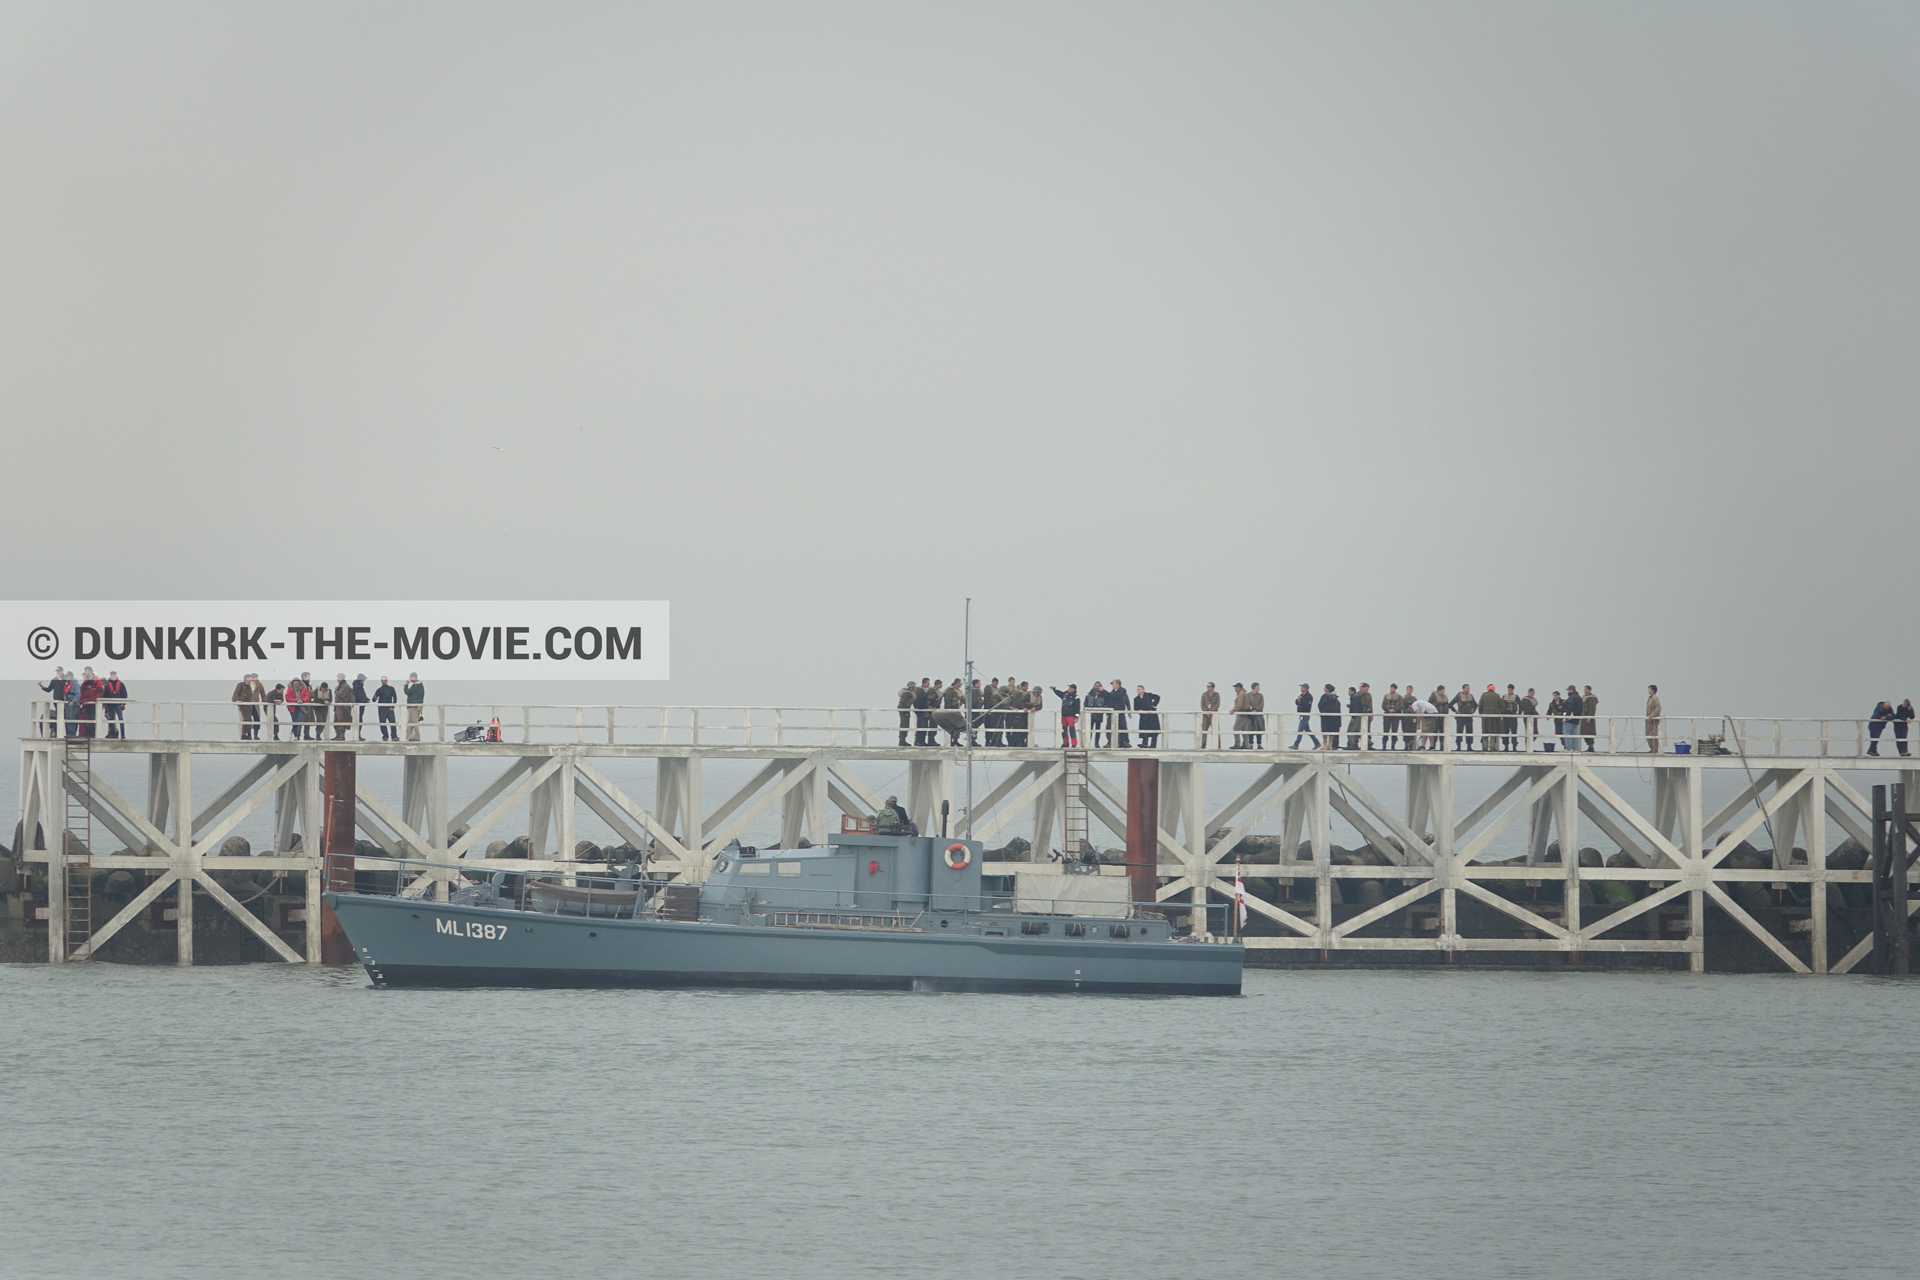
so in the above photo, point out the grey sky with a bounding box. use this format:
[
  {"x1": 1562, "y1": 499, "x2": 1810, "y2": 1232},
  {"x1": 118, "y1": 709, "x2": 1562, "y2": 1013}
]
[{"x1": 2, "y1": 1, "x2": 1914, "y2": 716}]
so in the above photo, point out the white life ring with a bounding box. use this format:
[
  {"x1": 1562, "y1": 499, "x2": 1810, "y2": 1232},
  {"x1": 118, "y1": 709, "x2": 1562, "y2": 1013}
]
[{"x1": 944, "y1": 842, "x2": 971, "y2": 870}]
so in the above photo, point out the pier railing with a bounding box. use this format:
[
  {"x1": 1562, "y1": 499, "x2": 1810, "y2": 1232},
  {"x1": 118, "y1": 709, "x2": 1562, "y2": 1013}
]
[{"x1": 23, "y1": 700, "x2": 1909, "y2": 759}]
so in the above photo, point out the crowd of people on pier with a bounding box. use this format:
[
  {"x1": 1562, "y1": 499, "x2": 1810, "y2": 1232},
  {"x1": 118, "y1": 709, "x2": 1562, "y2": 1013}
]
[
  {"x1": 35, "y1": 667, "x2": 429, "y2": 742},
  {"x1": 891, "y1": 677, "x2": 1648, "y2": 752}
]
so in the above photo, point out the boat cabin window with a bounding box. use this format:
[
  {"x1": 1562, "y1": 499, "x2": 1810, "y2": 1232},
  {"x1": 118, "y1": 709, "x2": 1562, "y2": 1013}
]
[
  {"x1": 775, "y1": 862, "x2": 803, "y2": 877},
  {"x1": 738, "y1": 862, "x2": 770, "y2": 876},
  {"x1": 1109, "y1": 924, "x2": 1130, "y2": 938},
  {"x1": 1020, "y1": 920, "x2": 1050, "y2": 936},
  {"x1": 1065, "y1": 922, "x2": 1087, "y2": 937},
  {"x1": 712, "y1": 858, "x2": 732, "y2": 875}
]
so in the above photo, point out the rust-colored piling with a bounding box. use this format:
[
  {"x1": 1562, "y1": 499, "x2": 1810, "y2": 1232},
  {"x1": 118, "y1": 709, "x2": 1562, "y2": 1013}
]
[
  {"x1": 1125, "y1": 758, "x2": 1160, "y2": 912},
  {"x1": 319, "y1": 750, "x2": 357, "y2": 965}
]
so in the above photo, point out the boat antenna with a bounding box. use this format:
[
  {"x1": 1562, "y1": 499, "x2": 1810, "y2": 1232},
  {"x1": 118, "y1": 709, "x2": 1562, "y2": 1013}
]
[{"x1": 964, "y1": 597, "x2": 974, "y2": 843}]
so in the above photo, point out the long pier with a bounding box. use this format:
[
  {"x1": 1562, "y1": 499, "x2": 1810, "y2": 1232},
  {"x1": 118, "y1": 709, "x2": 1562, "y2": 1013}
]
[{"x1": 10, "y1": 701, "x2": 1916, "y2": 973}]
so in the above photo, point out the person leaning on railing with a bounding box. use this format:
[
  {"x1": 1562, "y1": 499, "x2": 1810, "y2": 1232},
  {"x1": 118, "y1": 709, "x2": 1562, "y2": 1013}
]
[{"x1": 1868, "y1": 700, "x2": 1893, "y2": 756}]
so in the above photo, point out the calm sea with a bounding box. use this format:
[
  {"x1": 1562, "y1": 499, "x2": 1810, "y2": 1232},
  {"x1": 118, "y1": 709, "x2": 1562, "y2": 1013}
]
[{"x1": 3, "y1": 963, "x2": 1914, "y2": 1280}]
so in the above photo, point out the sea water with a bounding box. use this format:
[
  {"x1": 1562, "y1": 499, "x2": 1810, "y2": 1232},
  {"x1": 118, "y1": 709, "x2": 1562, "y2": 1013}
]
[{"x1": 3, "y1": 963, "x2": 1914, "y2": 1279}]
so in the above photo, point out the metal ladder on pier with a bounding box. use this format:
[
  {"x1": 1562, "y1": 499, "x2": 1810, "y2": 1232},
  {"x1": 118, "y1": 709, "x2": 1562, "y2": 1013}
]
[
  {"x1": 1062, "y1": 749, "x2": 1090, "y2": 857},
  {"x1": 63, "y1": 737, "x2": 94, "y2": 961}
]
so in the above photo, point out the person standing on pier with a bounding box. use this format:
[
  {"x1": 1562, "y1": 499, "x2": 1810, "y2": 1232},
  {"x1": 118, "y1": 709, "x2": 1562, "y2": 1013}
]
[
  {"x1": 1014, "y1": 682, "x2": 1036, "y2": 747},
  {"x1": 286, "y1": 673, "x2": 310, "y2": 739},
  {"x1": 351, "y1": 674, "x2": 370, "y2": 740},
  {"x1": 266, "y1": 682, "x2": 285, "y2": 739},
  {"x1": 1380, "y1": 684, "x2": 1403, "y2": 750},
  {"x1": 1112, "y1": 679, "x2": 1131, "y2": 748},
  {"x1": 1895, "y1": 699, "x2": 1913, "y2": 757},
  {"x1": 1868, "y1": 699, "x2": 1893, "y2": 755},
  {"x1": 373, "y1": 676, "x2": 399, "y2": 740},
  {"x1": 1581, "y1": 686, "x2": 1599, "y2": 751},
  {"x1": 101, "y1": 671, "x2": 128, "y2": 739},
  {"x1": 1348, "y1": 683, "x2": 1373, "y2": 750},
  {"x1": 1501, "y1": 685, "x2": 1520, "y2": 751},
  {"x1": 1645, "y1": 686, "x2": 1663, "y2": 753},
  {"x1": 1230, "y1": 683, "x2": 1251, "y2": 748},
  {"x1": 1051, "y1": 684, "x2": 1080, "y2": 747},
  {"x1": 76, "y1": 668, "x2": 101, "y2": 738},
  {"x1": 1134, "y1": 684, "x2": 1161, "y2": 747},
  {"x1": 1450, "y1": 685, "x2": 1477, "y2": 750},
  {"x1": 982, "y1": 678, "x2": 1003, "y2": 747},
  {"x1": 1519, "y1": 688, "x2": 1540, "y2": 751},
  {"x1": 1318, "y1": 684, "x2": 1341, "y2": 748},
  {"x1": 332, "y1": 675, "x2": 354, "y2": 740},
  {"x1": 896, "y1": 681, "x2": 916, "y2": 746},
  {"x1": 1291, "y1": 683, "x2": 1315, "y2": 749},
  {"x1": 232, "y1": 673, "x2": 265, "y2": 740},
  {"x1": 308, "y1": 674, "x2": 331, "y2": 741},
  {"x1": 1199, "y1": 681, "x2": 1220, "y2": 749},
  {"x1": 1477, "y1": 685, "x2": 1502, "y2": 751},
  {"x1": 913, "y1": 679, "x2": 933, "y2": 746},
  {"x1": 1559, "y1": 686, "x2": 1581, "y2": 752},
  {"x1": 404, "y1": 673, "x2": 425, "y2": 741},
  {"x1": 1246, "y1": 682, "x2": 1266, "y2": 749}
]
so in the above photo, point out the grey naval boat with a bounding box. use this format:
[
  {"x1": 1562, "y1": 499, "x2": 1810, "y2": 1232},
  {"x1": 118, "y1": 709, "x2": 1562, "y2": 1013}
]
[{"x1": 324, "y1": 831, "x2": 1243, "y2": 995}]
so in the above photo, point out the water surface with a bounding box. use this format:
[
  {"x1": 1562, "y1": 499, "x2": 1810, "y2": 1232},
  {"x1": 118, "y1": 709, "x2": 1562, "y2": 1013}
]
[{"x1": 3, "y1": 965, "x2": 1913, "y2": 1279}]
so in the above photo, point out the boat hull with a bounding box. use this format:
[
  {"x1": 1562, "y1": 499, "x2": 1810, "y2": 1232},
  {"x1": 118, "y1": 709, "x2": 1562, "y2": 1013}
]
[{"x1": 324, "y1": 894, "x2": 1242, "y2": 995}]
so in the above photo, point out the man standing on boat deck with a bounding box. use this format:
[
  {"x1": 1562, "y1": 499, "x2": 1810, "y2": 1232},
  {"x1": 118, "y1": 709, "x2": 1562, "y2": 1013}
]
[{"x1": 404, "y1": 673, "x2": 425, "y2": 741}]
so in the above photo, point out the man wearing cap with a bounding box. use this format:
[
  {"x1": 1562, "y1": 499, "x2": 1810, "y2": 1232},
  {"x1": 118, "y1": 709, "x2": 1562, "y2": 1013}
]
[
  {"x1": 1450, "y1": 685, "x2": 1477, "y2": 750},
  {"x1": 1292, "y1": 683, "x2": 1317, "y2": 748},
  {"x1": 1199, "y1": 681, "x2": 1221, "y2": 749},
  {"x1": 1229, "y1": 682, "x2": 1251, "y2": 748},
  {"x1": 1348, "y1": 682, "x2": 1374, "y2": 750},
  {"x1": 1246, "y1": 682, "x2": 1265, "y2": 749},
  {"x1": 351, "y1": 673, "x2": 371, "y2": 740},
  {"x1": 1380, "y1": 684, "x2": 1403, "y2": 751}
]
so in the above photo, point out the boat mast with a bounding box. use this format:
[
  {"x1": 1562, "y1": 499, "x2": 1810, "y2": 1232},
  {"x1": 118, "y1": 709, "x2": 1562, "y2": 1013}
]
[{"x1": 963, "y1": 597, "x2": 974, "y2": 842}]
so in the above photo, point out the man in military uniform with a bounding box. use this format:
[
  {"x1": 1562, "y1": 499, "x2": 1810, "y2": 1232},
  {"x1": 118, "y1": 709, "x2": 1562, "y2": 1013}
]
[
  {"x1": 1500, "y1": 685, "x2": 1520, "y2": 751},
  {"x1": 1477, "y1": 684, "x2": 1502, "y2": 751},
  {"x1": 1581, "y1": 686, "x2": 1599, "y2": 752},
  {"x1": 897, "y1": 680, "x2": 917, "y2": 746},
  {"x1": 1451, "y1": 685, "x2": 1477, "y2": 750},
  {"x1": 1349, "y1": 682, "x2": 1374, "y2": 750},
  {"x1": 1199, "y1": 681, "x2": 1221, "y2": 749},
  {"x1": 1247, "y1": 682, "x2": 1266, "y2": 749},
  {"x1": 1518, "y1": 688, "x2": 1540, "y2": 751},
  {"x1": 913, "y1": 678, "x2": 934, "y2": 746},
  {"x1": 1231, "y1": 683, "x2": 1252, "y2": 748},
  {"x1": 982, "y1": 678, "x2": 1003, "y2": 746},
  {"x1": 1380, "y1": 684, "x2": 1403, "y2": 751},
  {"x1": 1015, "y1": 682, "x2": 1036, "y2": 747}
]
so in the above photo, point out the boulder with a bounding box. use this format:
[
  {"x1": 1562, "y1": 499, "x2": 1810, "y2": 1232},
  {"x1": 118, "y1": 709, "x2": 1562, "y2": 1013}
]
[
  {"x1": 485, "y1": 839, "x2": 509, "y2": 858},
  {"x1": 220, "y1": 836, "x2": 251, "y2": 857},
  {"x1": 986, "y1": 837, "x2": 1032, "y2": 862},
  {"x1": 573, "y1": 840, "x2": 602, "y2": 860}
]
